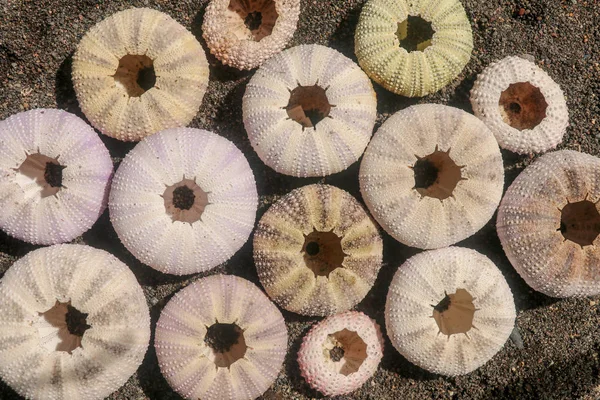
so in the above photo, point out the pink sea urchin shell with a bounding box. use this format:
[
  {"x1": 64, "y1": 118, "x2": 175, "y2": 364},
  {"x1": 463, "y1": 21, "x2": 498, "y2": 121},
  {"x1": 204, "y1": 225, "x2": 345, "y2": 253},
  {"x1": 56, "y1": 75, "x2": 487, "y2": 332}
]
[
  {"x1": 0, "y1": 109, "x2": 113, "y2": 245},
  {"x1": 109, "y1": 128, "x2": 258, "y2": 275},
  {"x1": 0, "y1": 244, "x2": 150, "y2": 400},
  {"x1": 298, "y1": 311, "x2": 384, "y2": 396},
  {"x1": 155, "y1": 274, "x2": 288, "y2": 400}
]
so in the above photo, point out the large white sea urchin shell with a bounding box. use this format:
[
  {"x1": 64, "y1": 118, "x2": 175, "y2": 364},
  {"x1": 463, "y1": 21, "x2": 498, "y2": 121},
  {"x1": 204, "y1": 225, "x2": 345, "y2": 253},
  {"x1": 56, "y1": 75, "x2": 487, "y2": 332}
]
[
  {"x1": 385, "y1": 247, "x2": 516, "y2": 376},
  {"x1": 0, "y1": 244, "x2": 151, "y2": 400},
  {"x1": 0, "y1": 109, "x2": 113, "y2": 245},
  {"x1": 155, "y1": 274, "x2": 288, "y2": 400},
  {"x1": 243, "y1": 44, "x2": 377, "y2": 177}
]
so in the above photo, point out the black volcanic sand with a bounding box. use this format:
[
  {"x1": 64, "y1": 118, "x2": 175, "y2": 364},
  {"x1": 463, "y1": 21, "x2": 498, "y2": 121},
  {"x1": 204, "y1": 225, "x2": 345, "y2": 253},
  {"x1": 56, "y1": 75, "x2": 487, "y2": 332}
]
[{"x1": 1, "y1": 1, "x2": 600, "y2": 399}]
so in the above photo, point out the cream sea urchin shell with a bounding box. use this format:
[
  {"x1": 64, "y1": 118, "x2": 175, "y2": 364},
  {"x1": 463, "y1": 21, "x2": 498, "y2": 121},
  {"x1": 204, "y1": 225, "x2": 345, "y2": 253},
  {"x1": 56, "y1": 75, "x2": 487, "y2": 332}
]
[
  {"x1": 254, "y1": 184, "x2": 383, "y2": 316},
  {"x1": 297, "y1": 311, "x2": 384, "y2": 396},
  {"x1": 355, "y1": 0, "x2": 473, "y2": 97},
  {"x1": 155, "y1": 274, "x2": 287, "y2": 400},
  {"x1": 359, "y1": 104, "x2": 504, "y2": 249},
  {"x1": 202, "y1": 0, "x2": 300, "y2": 70},
  {"x1": 0, "y1": 244, "x2": 150, "y2": 400},
  {"x1": 470, "y1": 56, "x2": 569, "y2": 154},
  {"x1": 243, "y1": 44, "x2": 377, "y2": 177},
  {"x1": 0, "y1": 109, "x2": 113, "y2": 245},
  {"x1": 72, "y1": 8, "x2": 209, "y2": 141},
  {"x1": 385, "y1": 247, "x2": 516, "y2": 376},
  {"x1": 497, "y1": 150, "x2": 600, "y2": 297},
  {"x1": 109, "y1": 127, "x2": 258, "y2": 275}
]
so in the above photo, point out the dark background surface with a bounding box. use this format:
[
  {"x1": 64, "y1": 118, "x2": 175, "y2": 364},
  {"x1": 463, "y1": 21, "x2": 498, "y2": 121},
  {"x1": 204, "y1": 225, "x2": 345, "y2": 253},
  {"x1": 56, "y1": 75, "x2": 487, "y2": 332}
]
[{"x1": 0, "y1": 0, "x2": 599, "y2": 399}]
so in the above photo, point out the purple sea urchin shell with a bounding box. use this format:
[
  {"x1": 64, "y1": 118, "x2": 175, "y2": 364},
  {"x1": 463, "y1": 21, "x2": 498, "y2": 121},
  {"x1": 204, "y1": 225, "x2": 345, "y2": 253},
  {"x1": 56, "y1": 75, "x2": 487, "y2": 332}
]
[
  {"x1": 298, "y1": 311, "x2": 384, "y2": 396},
  {"x1": 0, "y1": 244, "x2": 151, "y2": 400},
  {"x1": 155, "y1": 274, "x2": 287, "y2": 400},
  {"x1": 109, "y1": 128, "x2": 258, "y2": 275},
  {"x1": 0, "y1": 109, "x2": 113, "y2": 245}
]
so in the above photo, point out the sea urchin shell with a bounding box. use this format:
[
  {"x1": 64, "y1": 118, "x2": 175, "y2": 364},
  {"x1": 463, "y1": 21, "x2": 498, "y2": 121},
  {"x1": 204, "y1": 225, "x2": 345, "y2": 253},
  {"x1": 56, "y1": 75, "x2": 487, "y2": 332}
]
[
  {"x1": 254, "y1": 184, "x2": 383, "y2": 316},
  {"x1": 109, "y1": 127, "x2": 258, "y2": 275},
  {"x1": 497, "y1": 150, "x2": 600, "y2": 297},
  {"x1": 385, "y1": 247, "x2": 516, "y2": 376},
  {"x1": 0, "y1": 244, "x2": 150, "y2": 400},
  {"x1": 298, "y1": 311, "x2": 384, "y2": 396},
  {"x1": 155, "y1": 274, "x2": 287, "y2": 400}
]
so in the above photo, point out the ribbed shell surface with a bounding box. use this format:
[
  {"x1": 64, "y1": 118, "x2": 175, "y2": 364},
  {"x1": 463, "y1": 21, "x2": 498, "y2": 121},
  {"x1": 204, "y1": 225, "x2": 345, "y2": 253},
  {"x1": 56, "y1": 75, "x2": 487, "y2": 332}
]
[
  {"x1": 385, "y1": 247, "x2": 516, "y2": 376},
  {"x1": 109, "y1": 128, "x2": 258, "y2": 275},
  {"x1": 355, "y1": 0, "x2": 473, "y2": 97},
  {"x1": 497, "y1": 150, "x2": 600, "y2": 297},
  {"x1": 470, "y1": 56, "x2": 569, "y2": 154},
  {"x1": 254, "y1": 184, "x2": 383, "y2": 316},
  {"x1": 0, "y1": 109, "x2": 113, "y2": 245},
  {"x1": 72, "y1": 8, "x2": 209, "y2": 141},
  {"x1": 0, "y1": 244, "x2": 151, "y2": 400},
  {"x1": 155, "y1": 274, "x2": 288, "y2": 400},
  {"x1": 243, "y1": 44, "x2": 378, "y2": 177},
  {"x1": 359, "y1": 104, "x2": 504, "y2": 249}
]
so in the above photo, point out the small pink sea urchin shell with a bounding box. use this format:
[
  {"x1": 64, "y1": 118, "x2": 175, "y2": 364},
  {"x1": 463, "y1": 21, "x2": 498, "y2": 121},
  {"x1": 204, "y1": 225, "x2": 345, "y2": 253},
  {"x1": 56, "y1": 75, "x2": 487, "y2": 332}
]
[
  {"x1": 155, "y1": 274, "x2": 288, "y2": 400},
  {"x1": 298, "y1": 311, "x2": 384, "y2": 396}
]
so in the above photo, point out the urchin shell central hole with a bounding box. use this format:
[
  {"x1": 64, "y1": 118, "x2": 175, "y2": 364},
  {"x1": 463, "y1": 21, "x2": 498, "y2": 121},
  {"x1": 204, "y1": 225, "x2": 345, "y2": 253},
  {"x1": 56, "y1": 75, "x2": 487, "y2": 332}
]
[
  {"x1": 499, "y1": 82, "x2": 548, "y2": 130},
  {"x1": 302, "y1": 229, "x2": 346, "y2": 277},
  {"x1": 36, "y1": 300, "x2": 91, "y2": 354},
  {"x1": 228, "y1": 0, "x2": 278, "y2": 41},
  {"x1": 286, "y1": 84, "x2": 333, "y2": 129},
  {"x1": 16, "y1": 152, "x2": 65, "y2": 198},
  {"x1": 413, "y1": 149, "x2": 463, "y2": 200},
  {"x1": 397, "y1": 15, "x2": 435, "y2": 52},
  {"x1": 163, "y1": 178, "x2": 209, "y2": 224},
  {"x1": 172, "y1": 186, "x2": 195, "y2": 210},
  {"x1": 113, "y1": 54, "x2": 156, "y2": 97},
  {"x1": 559, "y1": 200, "x2": 600, "y2": 247},
  {"x1": 326, "y1": 329, "x2": 367, "y2": 376},
  {"x1": 432, "y1": 288, "x2": 476, "y2": 336},
  {"x1": 204, "y1": 322, "x2": 247, "y2": 368},
  {"x1": 244, "y1": 11, "x2": 262, "y2": 30}
]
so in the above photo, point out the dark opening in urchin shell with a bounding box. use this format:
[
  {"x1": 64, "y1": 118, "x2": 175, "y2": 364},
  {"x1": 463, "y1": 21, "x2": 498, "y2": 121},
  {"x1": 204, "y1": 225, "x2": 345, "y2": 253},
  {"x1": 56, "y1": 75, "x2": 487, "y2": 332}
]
[
  {"x1": 16, "y1": 152, "x2": 66, "y2": 198},
  {"x1": 412, "y1": 147, "x2": 464, "y2": 200},
  {"x1": 498, "y1": 82, "x2": 548, "y2": 131},
  {"x1": 228, "y1": 0, "x2": 278, "y2": 41},
  {"x1": 559, "y1": 199, "x2": 600, "y2": 247},
  {"x1": 113, "y1": 54, "x2": 156, "y2": 98},
  {"x1": 204, "y1": 322, "x2": 248, "y2": 368},
  {"x1": 397, "y1": 15, "x2": 435, "y2": 52},
  {"x1": 38, "y1": 300, "x2": 91, "y2": 354},
  {"x1": 302, "y1": 229, "x2": 346, "y2": 278},
  {"x1": 163, "y1": 178, "x2": 209, "y2": 224},
  {"x1": 286, "y1": 84, "x2": 333, "y2": 129},
  {"x1": 326, "y1": 329, "x2": 368, "y2": 376},
  {"x1": 432, "y1": 288, "x2": 477, "y2": 337}
]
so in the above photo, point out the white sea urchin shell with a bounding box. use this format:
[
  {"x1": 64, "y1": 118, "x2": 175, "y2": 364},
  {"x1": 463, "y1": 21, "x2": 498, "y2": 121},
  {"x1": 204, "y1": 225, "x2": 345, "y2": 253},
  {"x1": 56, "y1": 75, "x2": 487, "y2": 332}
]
[
  {"x1": 0, "y1": 109, "x2": 113, "y2": 245},
  {"x1": 243, "y1": 44, "x2": 377, "y2": 177},
  {"x1": 155, "y1": 274, "x2": 287, "y2": 400},
  {"x1": 297, "y1": 311, "x2": 384, "y2": 396},
  {"x1": 73, "y1": 8, "x2": 209, "y2": 141},
  {"x1": 0, "y1": 244, "x2": 150, "y2": 400},
  {"x1": 109, "y1": 127, "x2": 258, "y2": 275},
  {"x1": 359, "y1": 104, "x2": 504, "y2": 249},
  {"x1": 497, "y1": 150, "x2": 600, "y2": 297},
  {"x1": 470, "y1": 56, "x2": 569, "y2": 154},
  {"x1": 385, "y1": 247, "x2": 516, "y2": 376},
  {"x1": 203, "y1": 0, "x2": 300, "y2": 70}
]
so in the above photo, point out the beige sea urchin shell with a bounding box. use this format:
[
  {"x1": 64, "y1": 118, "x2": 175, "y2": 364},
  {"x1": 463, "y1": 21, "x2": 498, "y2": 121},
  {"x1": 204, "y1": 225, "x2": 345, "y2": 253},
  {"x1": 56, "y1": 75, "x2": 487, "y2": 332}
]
[
  {"x1": 359, "y1": 104, "x2": 504, "y2": 249},
  {"x1": 497, "y1": 150, "x2": 600, "y2": 297},
  {"x1": 254, "y1": 184, "x2": 383, "y2": 316},
  {"x1": 355, "y1": 0, "x2": 473, "y2": 97},
  {"x1": 202, "y1": 0, "x2": 300, "y2": 70},
  {"x1": 72, "y1": 8, "x2": 209, "y2": 141},
  {"x1": 243, "y1": 44, "x2": 378, "y2": 177},
  {"x1": 0, "y1": 244, "x2": 150, "y2": 400},
  {"x1": 109, "y1": 127, "x2": 258, "y2": 275},
  {"x1": 470, "y1": 56, "x2": 569, "y2": 154},
  {"x1": 385, "y1": 247, "x2": 516, "y2": 376},
  {"x1": 155, "y1": 274, "x2": 287, "y2": 400},
  {"x1": 297, "y1": 311, "x2": 384, "y2": 396}
]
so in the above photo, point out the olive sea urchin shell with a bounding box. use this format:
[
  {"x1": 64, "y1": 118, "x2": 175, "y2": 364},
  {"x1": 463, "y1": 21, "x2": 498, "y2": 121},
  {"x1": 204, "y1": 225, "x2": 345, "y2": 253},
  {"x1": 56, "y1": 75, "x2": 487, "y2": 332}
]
[
  {"x1": 355, "y1": 0, "x2": 473, "y2": 97},
  {"x1": 243, "y1": 44, "x2": 377, "y2": 177},
  {"x1": 0, "y1": 244, "x2": 151, "y2": 400},
  {"x1": 109, "y1": 128, "x2": 258, "y2": 275},
  {"x1": 470, "y1": 56, "x2": 569, "y2": 154},
  {"x1": 497, "y1": 150, "x2": 600, "y2": 297},
  {"x1": 0, "y1": 109, "x2": 112, "y2": 245},
  {"x1": 297, "y1": 311, "x2": 384, "y2": 396},
  {"x1": 385, "y1": 247, "x2": 516, "y2": 376},
  {"x1": 73, "y1": 8, "x2": 209, "y2": 141},
  {"x1": 254, "y1": 184, "x2": 383, "y2": 316},
  {"x1": 155, "y1": 274, "x2": 287, "y2": 400},
  {"x1": 359, "y1": 104, "x2": 504, "y2": 249}
]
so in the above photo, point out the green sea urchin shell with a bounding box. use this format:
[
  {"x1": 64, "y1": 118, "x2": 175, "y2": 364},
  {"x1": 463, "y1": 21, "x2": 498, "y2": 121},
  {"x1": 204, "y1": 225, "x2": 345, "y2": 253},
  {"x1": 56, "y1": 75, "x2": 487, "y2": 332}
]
[{"x1": 355, "y1": 0, "x2": 473, "y2": 97}]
